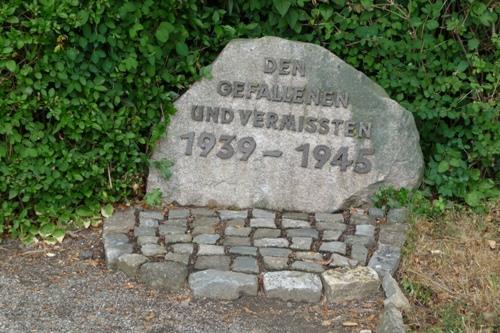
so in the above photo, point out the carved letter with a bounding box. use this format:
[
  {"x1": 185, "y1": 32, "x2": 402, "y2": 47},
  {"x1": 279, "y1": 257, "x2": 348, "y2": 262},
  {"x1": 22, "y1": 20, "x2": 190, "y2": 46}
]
[{"x1": 264, "y1": 57, "x2": 277, "y2": 74}]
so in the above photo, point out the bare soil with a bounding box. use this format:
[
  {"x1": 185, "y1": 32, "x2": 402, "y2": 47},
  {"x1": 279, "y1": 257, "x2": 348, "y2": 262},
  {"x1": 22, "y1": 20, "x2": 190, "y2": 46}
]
[{"x1": 0, "y1": 227, "x2": 382, "y2": 333}]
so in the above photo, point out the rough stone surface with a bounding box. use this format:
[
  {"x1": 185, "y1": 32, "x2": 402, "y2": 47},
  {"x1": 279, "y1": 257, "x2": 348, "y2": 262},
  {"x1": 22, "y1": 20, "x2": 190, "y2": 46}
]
[
  {"x1": 171, "y1": 243, "x2": 194, "y2": 255},
  {"x1": 259, "y1": 248, "x2": 291, "y2": 258},
  {"x1": 377, "y1": 306, "x2": 405, "y2": 333},
  {"x1": 193, "y1": 233, "x2": 220, "y2": 245},
  {"x1": 383, "y1": 274, "x2": 411, "y2": 311},
  {"x1": 147, "y1": 37, "x2": 424, "y2": 212},
  {"x1": 282, "y1": 212, "x2": 309, "y2": 221},
  {"x1": 158, "y1": 225, "x2": 186, "y2": 236},
  {"x1": 232, "y1": 256, "x2": 259, "y2": 273},
  {"x1": 356, "y1": 224, "x2": 376, "y2": 238},
  {"x1": 228, "y1": 246, "x2": 258, "y2": 257},
  {"x1": 251, "y1": 209, "x2": 275, "y2": 218},
  {"x1": 103, "y1": 233, "x2": 133, "y2": 267},
  {"x1": 141, "y1": 244, "x2": 166, "y2": 257},
  {"x1": 219, "y1": 210, "x2": 248, "y2": 220},
  {"x1": 263, "y1": 256, "x2": 289, "y2": 270},
  {"x1": 368, "y1": 207, "x2": 385, "y2": 219},
  {"x1": 286, "y1": 228, "x2": 319, "y2": 239},
  {"x1": 387, "y1": 208, "x2": 409, "y2": 224},
  {"x1": 167, "y1": 208, "x2": 190, "y2": 219},
  {"x1": 315, "y1": 213, "x2": 344, "y2": 223},
  {"x1": 139, "y1": 262, "x2": 188, "y2": 290},
  {"x1": 139, "y1": 210, "x2": 164, "y2": 220},
  {"x1": 316, "y1": 222, "x2": 347, "y2": 232},
  {"x1": 379, "y1": 223, "x2": 409, "y2": 247},
  {"x1": 263, "y1": 271, "x2": 323, "y2": 303},
  {"x1": 133, "y1": 226, "x2": 156, "y2": 237},
  {"x1": 329, "y1": 253, "x2": 358, "y2": 268},
  {"x1": 191, "y1": 208, "x2": 217, "y2": 217},
  {"x1": 164, "y1": 233, "x2": 192, "y2": 244},
  {"x1": 290, "y1": 237, "x2": 313, "y2": 250},
  {"x1": 192, "y1": 225, "x2": 216, "y2": 236},
  {"x1": 294, "y1": 251, "x2": 323, "y2": 261},
  {"x1": 224, "y1": 236, "x2": 251, "y2": 246},
  {"x1": 139, "y1": 218, "x2": 159, "y2": 228},
  {"x1": 225, "y1": 219, "x2": 246, "y2": 227},
  {"x1": 189, "y1": 270, "x2": 258, "y2": 300},
  {"x1": 197, "y1": 245, "x2": 225, "y2": 256},
  {"x1": 253, "y1": 228, "x2": 281, "y2": 239},
  {"x1": 322, "y1": 229, "x2": 343, "y2": 241},
  {"x1": 116, "y1": 253, "x2": 148, "y2": 277},
  {"x1": 351, "y1": 214, "x2": 374, "y2": 225},
  {"x1": 250, "y1": 218, "x2": 276, "y2": 229},
  {"x1": 319, "y1": 241, "x2": 346, "y2": 255},
  {"x1": 291, "y1": 261, "x2": 324, "y2": 273},
  {"x1": 368, "y1": 244, "x2": 401, "y2": 277},
  {"x1": 351, "y1": 244, "x2": 369, "y2": 265},
  {"x1": 322, "y1": 267, "x2": 380, "y2": 301},
  {"x1": 345, "y1": 235, "x2": 375, "y2": 248},
  {"x1": 254, "y1": 238, "x2": 289, "y2": 248},
  {"x1": 225, "y1": 226, "x2": 252, "y2": 237},
  {"x1": 282, "y1": 218, "x2": 310, "y2": 229},
  {"x1": 102, "y1": 208, "x2": 135, "y2": 235},
  {"x1": 136, "y1": 236, "x2": 159, "y2": 245},
  {"x1": 164, "y1": 252, "x2": 191, "y2": 265},
  {"x1": 194, "y1": 255, "x2": 230, "y2": 271}
]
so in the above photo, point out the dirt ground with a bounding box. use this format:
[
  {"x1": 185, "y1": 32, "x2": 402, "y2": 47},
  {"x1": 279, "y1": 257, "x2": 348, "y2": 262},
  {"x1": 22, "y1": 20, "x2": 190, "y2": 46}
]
[{"x1": 0, "y1": 227, "x2": 382, "y2": 333}]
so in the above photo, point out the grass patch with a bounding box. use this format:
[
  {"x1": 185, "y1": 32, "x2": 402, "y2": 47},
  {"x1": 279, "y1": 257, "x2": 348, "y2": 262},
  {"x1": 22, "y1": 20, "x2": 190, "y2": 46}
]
[{"x1": 399, "y1": 201, "x2": 499, "y2": 332}]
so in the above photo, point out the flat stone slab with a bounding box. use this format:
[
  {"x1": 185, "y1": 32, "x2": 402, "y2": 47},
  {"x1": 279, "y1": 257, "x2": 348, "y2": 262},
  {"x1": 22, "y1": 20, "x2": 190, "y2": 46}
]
[
  {"x1": 263, "y1": 271, "x2": 322, "y2": 303},
  {"x1": 322, "y1": 266, "x2": 380, "y2": 301},
  {"x1": 103, "y1": 208, "x2": 136, "y2": 235},
  {"x1": 194, "y1": 256, "x2": 230, "y2": 271},
  {"x1": 189, "y1": 270, "x2": 258, "y2": 300},
  {"x1": 139, "y1": 262, "x2": 188, "y2": 291}
]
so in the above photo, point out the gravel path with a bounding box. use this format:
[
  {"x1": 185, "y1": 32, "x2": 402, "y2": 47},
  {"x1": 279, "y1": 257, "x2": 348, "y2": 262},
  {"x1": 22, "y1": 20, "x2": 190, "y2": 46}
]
[{"x1": 0, "y1": 228, "x2": 382, "y2": 333}]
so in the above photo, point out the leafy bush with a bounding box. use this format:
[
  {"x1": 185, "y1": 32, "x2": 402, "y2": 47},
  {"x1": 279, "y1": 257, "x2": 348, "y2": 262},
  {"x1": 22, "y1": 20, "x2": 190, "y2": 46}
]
[{"x1": 1, "y1": 0, "x2": 498, "y2": 240}]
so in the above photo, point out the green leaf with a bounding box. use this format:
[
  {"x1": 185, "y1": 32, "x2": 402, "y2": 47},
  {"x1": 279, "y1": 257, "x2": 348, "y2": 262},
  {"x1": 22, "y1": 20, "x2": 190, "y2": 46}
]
[
  {"x1": 273, "y1": 0, "x2": 291, "y2": 17},
  {"x1": 175, "y1": 42, "x2": 189, "y2": 56},
  {"x1": 101, "y1": 204, "x2": 114, "y2": 218},
  {"x1": 4, "y1": 60, "x2": 17, "y2": 72},
  {"x1": 467, "y1": 38, "x2": 479, "y2": 50},
  {"x1": 437, "y1": 161, "x2": 449, "y2": 173},
  {"x1": 426, "y1": 20, "x2": 439, "y2": 30},
  {"x1": 155, "y1": 22, "x2": 174, "y2": 43},
  {"x1": 52, "y1": 229, "x2": 65, "y2": 243},
  {"x1": 465, "y1": 191, "x2": 482, "y2": 207}
]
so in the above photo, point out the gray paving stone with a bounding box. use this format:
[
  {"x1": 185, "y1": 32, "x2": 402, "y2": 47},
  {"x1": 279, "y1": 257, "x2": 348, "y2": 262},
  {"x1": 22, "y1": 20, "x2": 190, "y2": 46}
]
[
  {"x1": 171, "y1": 243, "x2": 194, "y2": 255},
  {"x1": 164, "y1": 233, "x2": 192, "y2": 244},
  {"x1": 263, "y1": 256, "x2": 289, "y2": 270},
  {"x1": 164, "y1": 252, "x2": 190, "y2": 265},
  {"x1": 116, "y1": 253, "x2": 148, "y2": 277},
  {"x1": 106, "y1": 243, "x2": 134, "y2": 268},
  {"x1": 168, "y1": 208, "x2": 190, "y2": 219},
  {"x1": 251, "y1": 209, "x2": 275, "y2": 219},
  {"x1": 219, "y1": 210, "x2": 248, "y2": 220},
  {"x1": 383, "y1": 274, "x2": 411, "y2": 311},
  {"x1": 323, "y1": 229, "x2": 343, "y2": 241},
  {"x1": 164, "y1": 219, "x2": 188, "y2": 227},
  {"x1": 259, "y1": 248, "x2": 291, "y2": 257},
  {"x1": 189, "y1": 269, "x2": 258, "y2": 300},
  {"x1": 315, "y1": 213, "x2": 344, "y2": 223},
  {"x1": 139, "y1": 210, "x2": 164, "y2": 220},
  {"x1": 263, "y1": 271, "x2": 322, "y2": 303},
  {"x1": 286, "y1": 228, "x2": 319, "y2": 239},
  {"x1": 134, "y1": 226, "x2": 156, "y2": 237},
  {"x1": 225, "y1": 226, "x2": 252, "y2": 237},
  {"x1": 368, "y1": 244, "x2": 401, "y2": 277},
  {"x1": 368, "y1": 207, "x2": 385, "y2": 219},
  {"x1": 139, "y1": 261, "x2": 188, "y2": 290},
  {"x1": 377, "y1": 305, "x2": 405, "y2": 333},
  {"x1": 253, "y1": 228, "x2": 281, "y2": 239},
  {"x1": 350, "y1": 214, "x2": 375, "y2": 225},
  {"x1": 387, "y1": 207, "x2": 408, "y2": 224},
  {"x1": 141, "y1": 244, "x2": 166, "y2": 257},
  {"x1": 351, "y1": 244, "x2": 369, "y2": 265},
  {"x1": 192, "y1": 225, "x2": 216, "y2": 236},
  {"x1": 379, "y1": 223, "x2": 409, "y2": 248},
  {"x1": 291, "y1": 260, "x2": 325, "y2": 273},
  {"x1": 329, "y1": 253, "x2": 358, "y2": 268},
  {"x1": 254, "y1": 238, "x2": 289, "y2": 248},
  {"x1": 225, "y1": 219, "x2": 246, "y2": 227},
  {"x1": 139, "y1": 218, "x2": 159, "y2": 228},
  {"x1": 228, "y1": 246, "x2": 257, "y2": 257},
  {"x1": 294, "y1": 251, "x2": 323, "y2": 261},
  {"x1": 322, "y1": 266, "x2": 380, "y2": 301},
  {"x1": 158, "y1": 225, "x2": 186, "y2": 236},
  {"x1": 356, "y1": 224, "x2": 376, "y2": 238},
  {"x1": 316, "y1": 222, "x2": 347, "y2": 232},
  {"x1": 319, "y1": 241, "x2": 346, "y2": 255},
  {"x1": 281, "y1": 218, "x2": 310, "y2": 229},
  {"x1": 224, "y1": 236, "x2": 251, "y2": 246},
  {"x1": 232, "y1": 256, "x2": 259, "y2": 274},
  {"x1": 103, "y1": 208, "x2": 136, "y2": 235},
  {"x1": 191, "y1": 207, "x2": 217, "y2": 217},
  {"x1": 282, "y1": 212, "x2": 309, "y2": 221},
  {"x1": 104, "y1": 233, "x2": 130, "y2": 246},
  {"x1": 345, "y1": 235, "x2": 375, "y2": 248},
  {"x1": 193, "y1": 233, "x2": 220, "y2": 245},
  {"x1": 194, "y1": 255, "x2": 230, "y2": 271},
  {"x1": 192, "y1": 216, "x2": 219, "y2": 226},
  {"x1": 136, "y1": 236, "x2": 159, "y2": 245},
  {"x1": 290, "y1": 237, "x2": 313, "y2": 250},
  {"x1": 197, "y1": 244, "x2": 225, "y2": 256},
  {"x1": 250, "y1": 218, "x2": 276, "y2": 228}
]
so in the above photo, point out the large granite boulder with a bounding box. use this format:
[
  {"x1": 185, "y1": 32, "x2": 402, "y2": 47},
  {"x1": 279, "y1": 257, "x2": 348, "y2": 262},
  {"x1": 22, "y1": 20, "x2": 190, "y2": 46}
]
[{"x1": 148, "y1": 37, "x2": 423, "y2": 212}]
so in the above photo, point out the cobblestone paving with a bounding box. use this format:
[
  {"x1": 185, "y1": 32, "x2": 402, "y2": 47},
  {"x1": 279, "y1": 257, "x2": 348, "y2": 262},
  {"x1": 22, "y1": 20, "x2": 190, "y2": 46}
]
[{"x1": 104, "y1": 207, "x2": 407, "y2": 303}]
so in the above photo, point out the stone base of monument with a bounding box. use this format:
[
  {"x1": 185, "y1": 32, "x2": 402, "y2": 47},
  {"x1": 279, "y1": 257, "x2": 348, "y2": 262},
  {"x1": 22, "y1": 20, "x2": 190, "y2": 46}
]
[{"x1": 103, "y1": 206, "x2": 408, "y2": 310}]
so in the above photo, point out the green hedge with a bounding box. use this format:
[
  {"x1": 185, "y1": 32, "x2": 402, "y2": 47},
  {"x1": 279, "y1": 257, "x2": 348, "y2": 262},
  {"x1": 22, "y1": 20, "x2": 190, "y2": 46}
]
[{"x1": 1, "y1": 0, "x2": 498, "y2": 241}]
